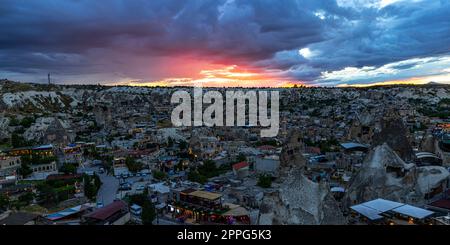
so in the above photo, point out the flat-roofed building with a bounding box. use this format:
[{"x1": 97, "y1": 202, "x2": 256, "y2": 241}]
[
  {"x1": 0, "y1": 156, "x2": 21, "y2": 177},
  {"x1": 350, "y1": 198, "x2": 435, "y2": 225}
]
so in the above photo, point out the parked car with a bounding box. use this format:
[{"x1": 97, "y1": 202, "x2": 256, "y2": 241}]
[{"x1": 119, "y1": 184, "x2": 132, "y2": 191}]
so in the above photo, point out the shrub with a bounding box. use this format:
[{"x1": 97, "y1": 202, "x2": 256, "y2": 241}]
[{"x1": 257, "y1": 174, "x2": 272, "y2": 188}]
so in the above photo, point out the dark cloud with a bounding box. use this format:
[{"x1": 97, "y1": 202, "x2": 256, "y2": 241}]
[
  {"x1": 0, "y1": 0, "x2": 449, "y2": 85},
  {"x1": 300, "y1": 0, "x2": 450, "y2": 78}
]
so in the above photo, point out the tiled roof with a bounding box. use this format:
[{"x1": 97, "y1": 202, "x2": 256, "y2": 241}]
[
  {"x1": 85, "y1": 200, "x2": 127, "y2": 221},
  {"x1": 232, "y1": 161, "x2": 249, "y2": 170}
]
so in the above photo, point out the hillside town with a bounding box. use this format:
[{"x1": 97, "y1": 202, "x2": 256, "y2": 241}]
[{"x1": 1, "y1": 79, "x2": 450, "y2": 225}]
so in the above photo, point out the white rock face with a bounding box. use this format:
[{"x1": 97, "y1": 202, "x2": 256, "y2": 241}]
[
  {"x1": 156, "y1": 128, "x2": 186, "y2": 143},
  {"x1": 23, "y1": 117, "x2": 70, "y2": 141},
  {"x1": 346, "y1": 143, "x2": 419, "y2": 204},
  {"x1": 103, "y1": 86, "x2": 152, "y2": 95},
  {"x1": 258, "y1": 130, "x2": 345, "y2": 225},
  {"x1": 346, "y1": 143, "x2": 450, "y2": 206},
  {"x1": 0, "y1": 116, "x2": 10, "y2": 139},
  {"x1": 2, "y1": 91, "x2": 66, "y2": 109},
  {"x1": 416, "y1": 166, "x2": 449, "y2": 195},
  {"x1": 259, "y1": 168, "x2": 346, "y2": 225}
]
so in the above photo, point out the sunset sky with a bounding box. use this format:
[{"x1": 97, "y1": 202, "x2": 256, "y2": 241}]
[{"x1": 1, "y1": 0, "x2": 449, "y2": 87}]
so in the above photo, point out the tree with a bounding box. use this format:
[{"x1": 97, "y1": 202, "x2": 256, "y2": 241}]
[
  {"x1": 93, "y1": 174, "x2": 102, "y2": 192},
  {"x1": 60, "y1": 164, "x2": 77, "y2": 174},
  {"x1": 198, "y1": 160, "x2": 217, "y2": 177},
  {"x1": 153, "y1": 170, "x2": 167, "y2": 180},
  {"x1": 83, "y1": 174, "x2": 102, "y2": 200},
  {"x1": 179, "y1": 140, "x2": 188, "y2": 150},
  {"x1": 8, "y1": 117, "x2": 20, "y2": 126},
  {"x1": 257, "y1": 174, "x2": 272, "y2": 188},
  {"x1": 128, "y1": 192, "x2": 155, "y2": 225},
  {"x1": 11, "y1": 133, "x2": 29, "y2": 148},
  {"x1": 142, "y1": 200, "x2": 156, "y2": 225},
  {"x1": 187, "y1": 170, "x2": 208, "y2": 184},
  {"x1": 236, "y1": 154, "x2": 247, "y2": 163},
  {"x1": 187, "y1": 160, "x2": 227, "y2": 184},
  {"x1": 125, "y1": 157, "x2": 143, "y2": 173},
  {"x1": 128, "y1": 193, "x2": 147, "y2": 206},
  {"x1": 37, "y1": 183, "x2": 58, "y2": 206},
  {"x1": 19, "y1": 117, "x2": 35, "y2": 128},
  {"x1": 0, "y1": 194, "x2": 10, "y2": 210},
  {"x1": 18, "y1": 191, "x2": 35, "y2": 206},
  {"x1": 18, "y1": 162, "x2": 33, "y2": 178},
  {"x1": 167, "y1": 137, "x2": 174, "y2": 147}
]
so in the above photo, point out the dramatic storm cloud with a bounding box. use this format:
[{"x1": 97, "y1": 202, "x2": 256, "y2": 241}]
[{"x1": 0, "y1": 0, "x2": 449, "y2": 86}]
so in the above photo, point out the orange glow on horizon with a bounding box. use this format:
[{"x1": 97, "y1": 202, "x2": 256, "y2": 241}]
[
  {"x1": 337, "y1": 74, "x2": 450, "y2": 87},
  {"x1": 199, "y1": 65, "x2": 262, "y2": 80},
  {"x1": 116, "y1": 64, "x2": 307, "y2": 87},
  {"x1": 113, "y1": 65, "x2": 450, "y2": 88}
]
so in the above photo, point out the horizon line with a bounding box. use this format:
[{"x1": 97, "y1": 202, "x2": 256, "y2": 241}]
[{"x1": 1, "y1": 78, "x2": 448, "y2": 89}]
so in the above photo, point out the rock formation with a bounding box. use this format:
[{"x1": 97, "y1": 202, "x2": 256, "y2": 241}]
[
  {"x1": 345, "y1": 143, "x2": 419, "y2": 204},
  {"x1": 346, "y1": 142, "x2": 450, "y2": 207},
  {"x1": 372, "y1": 109, "x2": 414, "y2": 161},
  {"x1": 419, "y1": 134, "x2": 436, "y2": 153},
  {"x1": 258, "y1": 130, "x2": 346, "y2": 224},
  {"x1": 416, "y1": 166, "x2": 449, "y2": 198}
]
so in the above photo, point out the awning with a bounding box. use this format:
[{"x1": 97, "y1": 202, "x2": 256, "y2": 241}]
[
  {"x1": 392, "y1": 204, "x2": 434, "y2": 219},
  {"x1": 361, "y1": 198, "x2": 403, "y2": 213},
  {"x1": 350, "y1": 204, "x2": 383, "y2": 221}
]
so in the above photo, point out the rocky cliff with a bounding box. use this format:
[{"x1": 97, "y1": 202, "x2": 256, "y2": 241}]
[
  {"x1": 258, "y1": 130, "x2": 346, "y2": 224},
  {"x1": 345, "y1": 143, "x2": 419, "y2": 204}
]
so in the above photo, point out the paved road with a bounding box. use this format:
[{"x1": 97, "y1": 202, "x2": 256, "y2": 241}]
[
  {"x1": 97, "y1": 172, "x2": 119, "y2": 205},
  {"x1": 77, "y1": 163, "x2": 119, "y2": 206},
  {"x1": 78, "y1": 163, "x2": 158, "y2": 206}
]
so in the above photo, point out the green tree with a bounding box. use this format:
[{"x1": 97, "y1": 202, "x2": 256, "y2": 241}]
[
  {"x1": 152, "y1": 170, "x2": 167, "y2": 180},
  {"x1": 19, "y1": 117, "x2": 35, "y2": 128},
  {"x1": 198, "y1": 160, "x2": 217, "y2": 177},
  {"x1": 125, "y1": 157, "x2": 143, "y2": 173},
  {"x1": 178, "y1": 140, "x2": 187, "y2": 150},
  {"x1": 167, "y1": 137, "x2": 174, "y2": 147},
  {"x1": 11, "y1": 133, "x2": 29, "y2": 148},
  {"x1": 18, "y1": 162, "x2": 33, "y2": 178},
  {"x1": 236, "y1": 154, "x2": 247, "y2": 162},
  {"x1": 8, "y1": 117, "x2": 20, "y2": 126},
  {"x1": 187, "y1": 170, "x2": 208, "y2": 184},
  {"x1": 18, "y1": 191, "x2": 35, "y2": 205},
  {"x1": 257, "y1": 174, "x2": 272, "y2": 188},
  {"x1": 187, "y1": 160, "x2": 227, "y2": 184},
  {"x1": 83, "y1": 174, "x2": 102, "y2": 200},
  {"x1": 37, "y1": 183, "x2": 58, "y2": 206},
  {"x1": 0, "y1": 194, "x2": 10, "y2": 210},
  {"x1": 142, "y1": 200, "x2": 156, "y2": 225},
  {"x1": 128, "y1": 192, "x2": 155, "y2": 225},
  {"x1": 60, "y1": 164, "x2": 77, "y2": 174}
]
